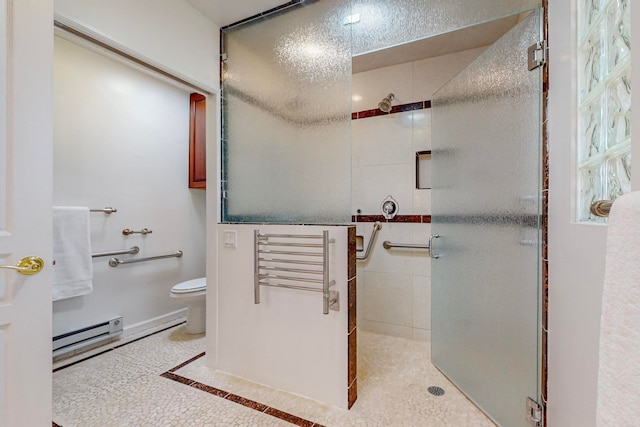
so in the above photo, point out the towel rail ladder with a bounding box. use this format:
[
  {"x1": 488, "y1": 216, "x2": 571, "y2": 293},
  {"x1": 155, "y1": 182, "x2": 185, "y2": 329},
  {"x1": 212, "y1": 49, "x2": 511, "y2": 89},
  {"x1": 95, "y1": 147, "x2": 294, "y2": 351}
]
[{"x1": 254, "y1": 230, "x2": 338, "y2": 315}]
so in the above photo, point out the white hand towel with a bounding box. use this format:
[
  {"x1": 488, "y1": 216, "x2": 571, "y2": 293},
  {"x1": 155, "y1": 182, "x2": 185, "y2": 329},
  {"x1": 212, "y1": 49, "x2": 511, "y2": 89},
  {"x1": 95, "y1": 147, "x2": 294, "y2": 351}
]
[
  {"x1": 52, "y1": 206, "x2": 93, "y2": 301},
  {"x1": 597, "y1": 191, "x2": 640, "y2": 426}
]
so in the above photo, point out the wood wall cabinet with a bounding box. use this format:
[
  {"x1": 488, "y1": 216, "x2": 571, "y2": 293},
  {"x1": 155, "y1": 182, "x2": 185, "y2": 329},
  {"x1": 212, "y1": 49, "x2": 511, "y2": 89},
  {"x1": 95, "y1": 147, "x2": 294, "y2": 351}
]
[{"x1": 189, "y1": 93, "x2": 206, "y2": 189}]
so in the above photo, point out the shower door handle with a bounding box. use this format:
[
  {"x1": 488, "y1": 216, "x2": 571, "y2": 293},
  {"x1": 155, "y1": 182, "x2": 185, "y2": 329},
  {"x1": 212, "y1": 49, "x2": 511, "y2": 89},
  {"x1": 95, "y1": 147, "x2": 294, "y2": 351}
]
[{"x1": 428, "y1": 234, "x2": 440, "y2": 259}]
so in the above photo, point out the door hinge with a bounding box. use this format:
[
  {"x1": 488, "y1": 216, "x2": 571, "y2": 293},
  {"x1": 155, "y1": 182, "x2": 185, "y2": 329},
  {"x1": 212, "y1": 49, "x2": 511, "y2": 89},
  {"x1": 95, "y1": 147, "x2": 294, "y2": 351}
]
[
  {"x1": 220, "y1": 52, "x2": 228, "y2": 62},
  {"x1": 526, "y1": 397, "x2": 543, "y2": 426},
  {"x1": 527, "y1": 41, "x2": 547, "y2": 71}
]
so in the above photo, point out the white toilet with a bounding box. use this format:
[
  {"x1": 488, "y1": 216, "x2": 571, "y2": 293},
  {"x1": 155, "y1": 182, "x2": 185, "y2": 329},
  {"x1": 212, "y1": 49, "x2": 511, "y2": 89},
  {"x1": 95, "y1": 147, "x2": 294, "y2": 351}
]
[{"x1": 171, "y1": 277, "x2": 206, "y2": 334}]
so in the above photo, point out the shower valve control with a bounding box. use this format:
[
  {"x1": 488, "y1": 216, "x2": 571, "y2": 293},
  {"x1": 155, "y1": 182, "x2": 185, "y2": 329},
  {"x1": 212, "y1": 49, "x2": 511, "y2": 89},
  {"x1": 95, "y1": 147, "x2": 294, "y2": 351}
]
[{"x1": 380, "y1": 195, "x2": 398, "y2": 220}]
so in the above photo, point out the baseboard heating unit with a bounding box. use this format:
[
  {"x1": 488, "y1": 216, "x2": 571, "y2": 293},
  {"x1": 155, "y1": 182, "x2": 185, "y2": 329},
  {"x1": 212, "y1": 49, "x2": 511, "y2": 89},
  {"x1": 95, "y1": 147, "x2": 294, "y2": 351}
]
[{"x1": 53, "y1": 316, "x2": 123, "y2": 358}]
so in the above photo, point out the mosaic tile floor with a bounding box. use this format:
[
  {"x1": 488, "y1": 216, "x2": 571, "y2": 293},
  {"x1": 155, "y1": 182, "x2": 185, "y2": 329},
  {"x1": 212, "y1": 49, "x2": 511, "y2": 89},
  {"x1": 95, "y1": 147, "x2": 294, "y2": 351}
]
[{"x1": 52, "y1": 324, "x2": 495, "y2": 427}]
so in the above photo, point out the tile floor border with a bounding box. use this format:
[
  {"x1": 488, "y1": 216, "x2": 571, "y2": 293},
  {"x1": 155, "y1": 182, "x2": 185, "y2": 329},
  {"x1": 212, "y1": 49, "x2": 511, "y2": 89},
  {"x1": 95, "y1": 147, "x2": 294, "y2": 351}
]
[{"x1": 161, "y1": 352, "x2": 325, "y2": 427}]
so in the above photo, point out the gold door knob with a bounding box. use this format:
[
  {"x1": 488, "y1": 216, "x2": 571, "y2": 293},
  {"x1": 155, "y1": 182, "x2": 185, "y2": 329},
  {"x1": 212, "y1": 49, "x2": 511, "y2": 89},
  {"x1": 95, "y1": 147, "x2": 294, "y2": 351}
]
[{"x1": 0, "y1": 256, "x2": 45, "y2": 275}]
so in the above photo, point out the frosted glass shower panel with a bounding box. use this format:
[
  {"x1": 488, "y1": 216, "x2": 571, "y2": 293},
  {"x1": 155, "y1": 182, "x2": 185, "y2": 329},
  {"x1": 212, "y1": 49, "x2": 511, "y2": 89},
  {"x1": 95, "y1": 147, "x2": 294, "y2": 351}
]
[
  {"x1": 350, "y1": 0, "x2": 541, "y2": 55},
  {"x1": 431, "y1": 12, "x2": 541, "y2": 427},
  {"x1": 577, "y1": 0, "x2": 631, "y2": 222},
  {"x1": 221, "y1": 1, "x2": 352, "y2": 223}
]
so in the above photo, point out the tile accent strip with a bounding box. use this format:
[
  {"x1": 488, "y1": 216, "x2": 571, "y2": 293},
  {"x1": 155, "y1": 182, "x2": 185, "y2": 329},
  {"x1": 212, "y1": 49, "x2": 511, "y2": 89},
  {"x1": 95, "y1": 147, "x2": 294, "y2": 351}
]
[
  {"x1": 352, "y1": 100, "x2": 431, "y2": 120},
  {"x1": 347, "y1": 226, "x2": 357, "y2": 409},
  {"x1": 541, "y1": 2, "x2": 549, "y2": 422},
  {"x1": 353, "y1": 215, "x2": 431, "y2": 223},
  {"x1": 161, "y1": 353, "x2": 325, "y2": 427}
]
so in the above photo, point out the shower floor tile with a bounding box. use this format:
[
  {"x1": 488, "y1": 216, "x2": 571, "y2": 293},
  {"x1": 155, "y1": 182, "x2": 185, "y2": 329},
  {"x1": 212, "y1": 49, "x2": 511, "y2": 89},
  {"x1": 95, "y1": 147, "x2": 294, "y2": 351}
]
[{"x1": 53, "y1": 324, "x2": 495, "y2": 427}]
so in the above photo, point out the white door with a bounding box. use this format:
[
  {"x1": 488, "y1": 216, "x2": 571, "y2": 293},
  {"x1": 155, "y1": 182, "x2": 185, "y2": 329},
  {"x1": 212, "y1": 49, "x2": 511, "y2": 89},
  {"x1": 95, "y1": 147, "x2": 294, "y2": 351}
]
[
  {"x1": 0, "y1": 0, "x2": 53, "y2": 426},
  {"x1": 548, "y1": 0, "x2": 638, "y2": 425}
]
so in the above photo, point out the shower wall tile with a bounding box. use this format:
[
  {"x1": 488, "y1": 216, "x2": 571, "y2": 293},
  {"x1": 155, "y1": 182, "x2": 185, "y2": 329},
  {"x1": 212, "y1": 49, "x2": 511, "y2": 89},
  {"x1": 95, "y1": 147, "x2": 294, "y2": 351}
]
[
  {"x1": 356, "y1": 112, "x2": 413, "y2": 167},
  {"x1": 412, "y1": 275, "x2": 431, "y2": 330},
  {"x1": 351, "y1": 119, "x2": 365, "y2": 169},
  {"x1": 365, "y1": 223, "x2": 415, "y2": 274},
  {"x1": 351, "y1": 166, "x2": 364, "y2": 215},
  {"x1": 412, "y1": 110, "x2": 432, "y2": 152},
  {"x1": 361, "y1": 271, "x2": 413, "y2": 327},
  {"x1": 413, "y1": 189, "x2": 432, "y2": 214},
  {"x1": 352, "y1": 62, "x2": 413, "y2": 112},
  {"x1": 362, "y1": 164, "x2": 413, "y2": 216}
]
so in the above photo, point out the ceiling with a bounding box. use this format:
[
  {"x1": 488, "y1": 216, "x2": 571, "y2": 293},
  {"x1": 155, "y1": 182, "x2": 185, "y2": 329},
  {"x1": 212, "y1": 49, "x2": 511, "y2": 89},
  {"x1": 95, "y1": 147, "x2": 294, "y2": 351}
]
[
  {"x1": 186, "y1": 0, "x2": 284, "y2": 26},
  {"x1": 188, "y1": 1, "x2": 525, "y2": 75},
  {"x1": 352, "y1": 14, "x2": 521, "y2": 74}
]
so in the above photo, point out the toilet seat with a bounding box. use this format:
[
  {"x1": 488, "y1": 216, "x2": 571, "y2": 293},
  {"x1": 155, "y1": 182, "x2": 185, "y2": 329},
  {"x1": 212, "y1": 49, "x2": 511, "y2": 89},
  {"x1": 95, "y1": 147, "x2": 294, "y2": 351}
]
[{"x1": 171, "y1": 277, "x2": 206, "y2": 294}]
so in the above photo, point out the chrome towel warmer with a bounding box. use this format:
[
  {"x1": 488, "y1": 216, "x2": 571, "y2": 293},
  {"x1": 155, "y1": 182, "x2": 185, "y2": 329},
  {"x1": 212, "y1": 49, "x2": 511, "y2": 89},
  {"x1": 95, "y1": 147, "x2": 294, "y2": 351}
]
[
  {"x1": 109, "y1": 250, "x2": 182, "y2": 267},
  {"x1": 254, "y1": 230, "x2": 338, "y2": 315}
]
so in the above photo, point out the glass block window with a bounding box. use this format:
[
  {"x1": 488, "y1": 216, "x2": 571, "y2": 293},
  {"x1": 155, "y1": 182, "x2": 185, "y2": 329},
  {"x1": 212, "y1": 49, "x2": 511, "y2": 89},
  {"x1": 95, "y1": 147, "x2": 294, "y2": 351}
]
[{"x1": 578, "y1": 0, "x2": 631, "y2": 222}]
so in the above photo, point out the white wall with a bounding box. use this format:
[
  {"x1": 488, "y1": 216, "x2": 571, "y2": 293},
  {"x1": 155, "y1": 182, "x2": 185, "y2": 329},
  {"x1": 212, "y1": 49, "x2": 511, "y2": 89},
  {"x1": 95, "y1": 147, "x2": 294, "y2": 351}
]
[
  {"x1": 351, "y1": 47, "x2": 485, "y2": 341},
  {"x1": 547, "y1": 0, "x2": 640, "y2": 425},
  {"x1": 54, "y1": 0, "x2": 219, "y2": 91},
  {"x1": 52, "y1": 35, "x2": 206, "y2": 337},
  {"x1": 216, "y1": 224, "x2": 349, "y2": 409}
]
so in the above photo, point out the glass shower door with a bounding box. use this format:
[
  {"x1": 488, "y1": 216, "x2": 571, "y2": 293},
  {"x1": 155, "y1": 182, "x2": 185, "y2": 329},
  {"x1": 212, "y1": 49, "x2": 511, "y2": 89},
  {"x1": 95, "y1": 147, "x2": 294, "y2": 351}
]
[
  {"x1": 221, "y1": 1, "x2": 353, "y2": 224},
  {"x1": 431, "y1": 11, "x2": 542, "y2": 427}
]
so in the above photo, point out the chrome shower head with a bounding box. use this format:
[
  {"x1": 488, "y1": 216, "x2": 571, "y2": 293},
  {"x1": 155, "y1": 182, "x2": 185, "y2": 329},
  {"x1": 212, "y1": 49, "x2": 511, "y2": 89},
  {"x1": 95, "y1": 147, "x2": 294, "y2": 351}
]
[{"x1": 378, "y1": 93, "x2": 395, "y2": 113}]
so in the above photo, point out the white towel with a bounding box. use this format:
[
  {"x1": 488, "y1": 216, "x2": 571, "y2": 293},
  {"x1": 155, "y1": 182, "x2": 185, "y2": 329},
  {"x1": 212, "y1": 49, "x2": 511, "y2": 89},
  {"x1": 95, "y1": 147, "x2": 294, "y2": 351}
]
[
  {"x1": 52, "y1": 206, "x2": 93, "y2": 301},
  {"x1": 597, "y1": 191, "x2": 640, "y2": 426}
]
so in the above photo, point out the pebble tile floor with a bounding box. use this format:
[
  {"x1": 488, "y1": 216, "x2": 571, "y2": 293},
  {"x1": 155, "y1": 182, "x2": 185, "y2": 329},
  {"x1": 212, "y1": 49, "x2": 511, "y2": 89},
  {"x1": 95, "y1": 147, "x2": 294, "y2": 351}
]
[{"x1": 52, "y1": 323, "x2": 495, "y2": 426}]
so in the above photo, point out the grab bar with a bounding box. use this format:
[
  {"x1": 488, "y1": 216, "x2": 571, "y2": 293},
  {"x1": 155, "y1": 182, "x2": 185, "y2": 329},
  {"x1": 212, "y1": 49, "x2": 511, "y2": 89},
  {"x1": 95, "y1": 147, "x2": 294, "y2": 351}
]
[
  {"x1": 356, "y1": 222, "x2": 382, "y2": 261},
  {"x1": 92, "y1": 246, "x2": 139, "y2": 258},
  {"x1": 383, "y1": 241, "x2": 430, "y2": 250},
  {"x1": 90, "y1": 207, "x2": 117, "y2": 214},
  {"x1": 109, "y1": 250, "x2": 182, "y2": 267},
  {"x1": 590, "y1": 199, "x2": 613, "y2": 217},
  {"x1": 254, "y1": 230, "x2": 337, "y2": 314}
]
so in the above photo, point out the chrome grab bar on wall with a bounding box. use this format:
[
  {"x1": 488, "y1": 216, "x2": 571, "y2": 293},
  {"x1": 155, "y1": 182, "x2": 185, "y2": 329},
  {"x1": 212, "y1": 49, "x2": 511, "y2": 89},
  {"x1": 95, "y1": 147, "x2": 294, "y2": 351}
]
[
  {"x1": 356, "y1": 222, "x2": 382, "y2": 261},
  {"x1": 109, "y1": 250, "x2": 183, "y2": 267},
  {"x1": 590, "y1": 200, "x2": 613, "y2": 218},
  {"x1": 90, "y1": 207, "x2": 117, "y2": 214},
  {"x1": 254, "y1": 230, "x2": 338, "y2": 315},
  {"x1": 92, "y1": 246, "x2": 139, "y2": 258},
  {"x1": 383, "y1": 241, "x2": 429, "y2": 250}
]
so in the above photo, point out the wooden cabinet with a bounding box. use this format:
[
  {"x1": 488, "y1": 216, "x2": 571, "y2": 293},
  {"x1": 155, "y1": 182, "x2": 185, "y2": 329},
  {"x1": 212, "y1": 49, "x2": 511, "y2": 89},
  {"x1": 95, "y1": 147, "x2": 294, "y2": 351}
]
[{"x1": 189, "y1": 93, "x2": 206, "y2": 189}]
